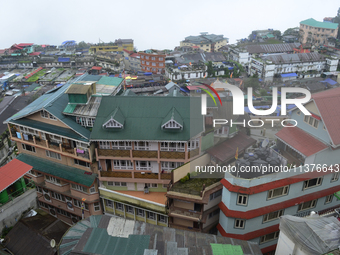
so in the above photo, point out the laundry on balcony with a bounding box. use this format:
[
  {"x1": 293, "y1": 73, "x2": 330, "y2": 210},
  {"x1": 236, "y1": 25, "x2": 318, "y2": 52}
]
[
  {"x1": 16, "y1": 132, "x2": 21, "y2": 139},
  {"x1": 77, "y1": 149, "x2": 85, "y2": 154},
  {"x1": 23, "y1": 134, "x2": 29, "y2": 141}
]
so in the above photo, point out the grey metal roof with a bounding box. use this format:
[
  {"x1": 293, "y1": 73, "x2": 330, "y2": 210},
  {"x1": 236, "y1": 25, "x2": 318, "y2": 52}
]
[
  {"x1": 66, "y1": 96, "x2": 102, "y2": 117},
  {"x1": 246, "y1": 43, "x2": 300, "y2": 54},
  {"x1": 60, "y1": 215, "x2": 263, "y2": 255},
  {"x1": 263, "y1": 52, "x2": 325, "y2": 64}
]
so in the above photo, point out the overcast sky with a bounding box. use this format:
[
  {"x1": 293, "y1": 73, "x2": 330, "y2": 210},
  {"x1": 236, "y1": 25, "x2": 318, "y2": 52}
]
[{"x1": 1, "y1": 0, "x2": 339, "y2": 51}]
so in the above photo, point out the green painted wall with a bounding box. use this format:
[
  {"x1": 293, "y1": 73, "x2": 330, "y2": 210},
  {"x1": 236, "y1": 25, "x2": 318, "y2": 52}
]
[
  {"x1": 0, "y1": 190, "x2": 9, "y2": 204},
  {"x1": 201, "y1": 132, "x2": 214, "y2": 151},
  {"x1": 68, "y1": 94, "x2": 88, "y2": 104},
  {"x1": 104, "y1": 182, "x2": 128, "y2": 191}
]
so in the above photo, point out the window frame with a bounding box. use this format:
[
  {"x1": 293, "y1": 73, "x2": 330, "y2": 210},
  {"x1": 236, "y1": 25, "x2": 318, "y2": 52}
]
[
  {"x1": 234, "y1": 219, "x2": 245, "y2": 229},
  {"x1": 303, "y1": 178, "x2": 322, "y2": 190},
  {"x1": 263, "y1": 209, "x2": 284, "y2": 223},
  {"x1": 237, "y1": 194, "x2": 248, "y2": 206},
  {"x1": 297, "y1": 199, "x2": 317, "y2": 212},
  {"x1": 267, "y1": 186, "x2": 289, "y2": 200}
]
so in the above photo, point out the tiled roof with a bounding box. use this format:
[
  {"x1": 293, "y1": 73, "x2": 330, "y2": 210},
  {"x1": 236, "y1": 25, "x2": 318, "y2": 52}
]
[
  {"x1": 275, "y1": 126, "x2": 328, "y2": 157},
  {"x1": 312, "y1": 87, "x2": 340, "y2": 146},
  {"x1": 300, "y1": 18, "x2": 338, "y2": 29},
  {"x1": 17, "y1": 154, "x2": 96, "y2": 187},
  {"x1": 0, "y1": 159, "x2": 32, "y2": 193}
]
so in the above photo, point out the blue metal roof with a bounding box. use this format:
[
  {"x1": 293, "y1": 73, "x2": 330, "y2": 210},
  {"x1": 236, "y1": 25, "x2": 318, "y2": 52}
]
[
  {"x1": 281, "y1": 73, "x2": 297, "y2": 78},
  {"x1": 320, "y1": 78, "x2": 337, "y2": 86}
]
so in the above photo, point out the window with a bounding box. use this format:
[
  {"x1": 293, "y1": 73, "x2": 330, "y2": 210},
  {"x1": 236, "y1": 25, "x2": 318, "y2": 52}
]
[
  {"x1": 237, "y1": 194, "x2": 248, "y2": 206},
  {"x1": 260, "y1": 231, "x2": 280, "y2": 244},
  {"x1": 159, "y1": 57, "x2": 163, "y2": 61},
  {"x1": 36, "y1": 186, "x2": 43, "y2": 193},
  {"x1": 151, "y1": 57, "x2": 156, "y2": 60},
  {"x1": 89, "y1": 186, "x2": 96, "y2": 193},
  {"x1": 304, "y1": 115, "x2": 319, "y2": 129},
  {"x1": 147, "y1": 212, "x2": 156, "y2": 220},
  {"x1": 298, "y1": 199, "x2": 317, "y2": 211},
  {"x1": 313, "y1": 119, "x2": 319, "y2": 128},
  {"x1": 208, "y1": 208, "x2": 220, "y2": 218},
  {"x1": 74, "y1": 199, "x2": 89, "y2": 210},
  {"x1": 99, "y1": 141, "x2": 110, "y2": 149},
  {"x1": 113, "y1": 160, "x2": 133, "y2": 170},
  {"x1": 49, "y1": 134, "x2": 61, "y2": 143},
  {"x1": 160, "y1": 142, "x2": 185, "y2": 152},
  {"x1": 161, "y1": 162, "x2": 184, "y2": 172},
  {"x1": 51, "y1": 191, "x2": 65, "y2": 201},
  {"x1": 74, "y1": 159, "x2": 90, "y2": 168},
  {"x1": 49, "y1": 114, "x2": 57, "y2": 120},
  {"x1": 209, "y1": 190, "x2": 222, "y2": 201},
  {"x1": 145, "y1": 183, "x2": 157, "y2": 188},
  {"x1": 40, "y1": 110, "x2": 49, "y2": 119},
  {"x1": 115, "y1": 182, "x2": 127, "y2": 187},
  {"x1": 146, "y1": 62, "x2": 150, "y2": 65},
  {"x1": 331, "y1": 172, "x2": 339, "y2": 182},
  {"x1": 303, "y1": 178, "x2": 322, "y2": 189},
  {"x1": 112, "y1": 141, "x2": 131, "y2": 150},
  {"x1": 159, "y1": 63, "x2": 164, "y2": 67},
  {"x1": 267, "y1": 186, "x2": 289, "y2": 199},
  {"x1": 158, "y1": 215, "x2": 167, "y2": 223},
  {"x1": 137, "y1": 209, "x2": 145, "y2": 217},
  {"x1": 263, "y1": 209, "x2": 284, "y2": 223},
  {"x1": 187, "y1": 139, "x2": 200, "y2": 151},
  {"x1": 325, "y1": 195, "x2": 333, "y2": 204},
  {"x1": 71, "y1": 183, "x2": 87, "y2": 193},
  {"x1": 135, "y1": 161, "x2": 151, "y2": 170},
  {"x1": 145, "y1": 56, "x2": 149, "y2": 60},
  {"x1": 46, "y1": 150, "x2": 61, "y2": 160},
  {"x1": 22, "y1": 144, "x2": 36, "y2": 153},
  {"x1": 234, "y1": 219, "x2": 245, "y2": 229},
  {"x1": 45, "y1": 175, "x2": 61, "y2": 185},
  {"x1": 304, "y1": 115, "x2": 309, "y2": 123},
  {"x1": 94, "y1": 202, "x2": 100, "y2": 211},
  {"x1": 57, "y1": 208, "x2": 70, "y2": 217},
  {"x1": 116, "y1": 202, "x2": 124, "y2": 211},
  {"x1": 127, "y1": 206, "x2": 134, "y2": 214}
]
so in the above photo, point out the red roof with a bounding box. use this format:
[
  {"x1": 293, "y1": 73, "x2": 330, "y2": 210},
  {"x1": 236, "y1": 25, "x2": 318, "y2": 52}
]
[
  {"x1": 207, "y1": 132, "x2": 256, "y2": 162},
  {"x1": 91, "y1": 66, "x2": 102, "y2": 71},
  {"x1": 0, "y1": 49, "x2": 6, "y2": 54},
  {"x1": 17, "y1": 43, "x2": 34, "y2": 47},
  {"x1": 311, "y1": 87, "x2": 340, "y2": 146},
  {"x1": 0, "y1": 159, "x2": 32, "y2": 192},
  {"x1": 29, "y1": 52, "x2": 41, "y2": 56},
  {"x1": 129, "y1": 53, "x2": 139, "y2": 58},
  {"x1": 275, "y1": 126, "x2": 328, "y2": 157},
  {"x1": 192, "y1": 46, "x2": 199, "y2": 49},
  {"x1": 123, "y1": 49, "x2": 133, "y2": 54}
]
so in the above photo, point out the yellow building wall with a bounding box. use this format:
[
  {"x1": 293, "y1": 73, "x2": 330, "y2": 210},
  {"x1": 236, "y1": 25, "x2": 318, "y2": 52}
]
[{"x1": 173, "y1": 153, "x2": 210, "y2": 183}]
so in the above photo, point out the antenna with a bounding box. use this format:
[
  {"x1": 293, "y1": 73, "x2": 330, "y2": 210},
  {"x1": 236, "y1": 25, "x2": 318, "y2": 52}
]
[{"x1": 50, "y1": 239, "x2": 56, "y2": 248}]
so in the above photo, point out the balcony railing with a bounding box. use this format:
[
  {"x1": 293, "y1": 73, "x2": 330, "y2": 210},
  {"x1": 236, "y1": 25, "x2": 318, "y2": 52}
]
[
  {"x1": 132, "y1": 150, "x2": 157, "y2": 158},
  {"x1": 100, "y1": 171, "x2": 132, "y2": 178},
  {"x1": 169, "y1": 204, "x2": 201, "y2": 219},
  {"x1": 188, "y1": 148, "x2": 199, "y2": 158},
  {"x1": 98, "y1": 149, "x2": 130, "y2": 157},
  {"x1": 134, "y1": 172, "x2": 158, "y2": 179},
  {"x1": 160, "y1": 173, "x2": 171, "y2": 180},
  {"x1": 160, "y1": 151, "x2": 185, "y2": 159}
]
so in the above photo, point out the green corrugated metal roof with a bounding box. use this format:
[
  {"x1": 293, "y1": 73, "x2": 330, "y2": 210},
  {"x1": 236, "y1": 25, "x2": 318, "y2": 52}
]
[
  {"x1": 300, "y1": 18, "x2": 338, "y2": 29},
  {"x1": 63, "y1": 104, "x2": 77, "y2": 114},
  {"x1": 266, "y1": 33, "x2": 275, "y2": 38},
  {"x1": 210, "y1": 244, "x2": 244, "y2": 255},
  {"x1": 103, "y1": 107, "x2": 125, "y2": 126},
  {"x1": 121, "y1": 89, "x2": 136, "y2": 96},
  {"x1": 16, "y1": 154, "x2": 96, "y2": 187},
  {"x1": 79, "y1": 74, "x2": 103, "y2": 82},
  {"x1": 334, "y1": 191, "x2": 340, "y2": 200},
  {"x1": 10, "y1": 118, "x2": 88, "y2": 142},
  {"x1": 97, "y1": 76, "x2": 124, "y2": 86},
  {"x1": 161, "y1": 107, "x2": 184, "y2": 127},
  {"x1": 90, "y1": 96, "x2": 203, "y2": 141}
]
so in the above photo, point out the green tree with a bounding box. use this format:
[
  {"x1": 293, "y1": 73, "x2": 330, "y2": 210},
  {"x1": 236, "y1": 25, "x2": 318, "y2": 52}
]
[
  {"x1": 206, "y1": 61, "x2": 214, "y2": 77},
  {"x1": 283, "y1": 27, "x2": 299, "y2": 37},
  {"x1": 334, "y1": 7, "x2": 340, "y2": 39},
  {"x1": 243, "y1": 75, "x2": 260, "y2": 90},
  {"x1": 77, "y1": 41, "x2": 88, "y2": 49},
  {"x1": 273, "y1": 30, "x2": 281, "y2": 38},
  {"x1": 260, "y1": 89, "x2": 267, "y2": 96},
  {"x1": 224, "y1": 67, "x2": 230, "y2": 78}
]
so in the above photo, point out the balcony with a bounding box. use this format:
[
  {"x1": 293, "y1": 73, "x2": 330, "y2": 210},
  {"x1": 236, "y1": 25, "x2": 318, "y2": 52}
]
[
  {"x1": 188, "y1": 148, "x2": 199, "y2": 158},
  {"x1": 160, "y1": 173, "x2": 171, "y2": 180},
  {"x1": 100, "y1": 171, "x2": 132, "y2": 178},
  {"x1": 132, "y1": 150, "x2": 157, "y2": 158},
  {"x1": 134, "y1": 172, "x2": 158, "y2": 179},
  {"x1": 160, "y1": 151, "x2": 185, "y2": 159},
  {"x1": 98, "y1": 149, "x2": 130, "y2": 157},
  {"x1": 169, "y1": 204, "x2": 201, "y2": 220}
]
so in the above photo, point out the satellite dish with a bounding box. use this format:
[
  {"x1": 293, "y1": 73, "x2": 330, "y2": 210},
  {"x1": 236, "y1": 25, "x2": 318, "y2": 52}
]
[
  {"x1": 50, "y1": 239, "x2": 56, "y2": 248},
  {"x1": 262, "y1": 138, "x2": 269, "y2": 148}
]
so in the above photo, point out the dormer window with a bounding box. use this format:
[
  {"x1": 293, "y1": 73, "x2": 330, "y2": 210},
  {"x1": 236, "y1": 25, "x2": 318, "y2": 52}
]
[
  {"x1": 104, "y1": 119, "x2": 123, "y2": 128},
  {"x1": 161, "y1": 107, "x2": 183, "y2": 130},
  {"x1": 162, "y1": 120, "x2": 182, "y2": 129}
]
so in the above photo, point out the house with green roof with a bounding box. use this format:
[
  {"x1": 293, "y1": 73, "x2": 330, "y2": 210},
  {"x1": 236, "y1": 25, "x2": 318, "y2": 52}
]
[
  {"x1": 299, "y1": 18, "x2": 338, "y2": 45},
  {"x1": 5, "y1": 74, "x2": 103, "y2": 225},
  {"x1": 180, "y1": 32, "x2": 229, "y2": 52},
  {"x1": 91, "y1": 93, "x2": 206, "y2": 227}
]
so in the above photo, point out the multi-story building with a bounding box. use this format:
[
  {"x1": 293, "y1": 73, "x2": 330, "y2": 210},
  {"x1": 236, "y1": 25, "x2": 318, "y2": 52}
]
[
  {"x1": 180, "y1": 32, "x2": 228, "y2": 52},
  {"x1": 89, "y1": 39, "x2": 134, "y2": 54},
  {"x1": 91, "y1": 93, "x2": 204, "y2": 227},
  {"x1": 5, "y1": 75, "x2": 104, "y2": 225},
  {"x1": 248, "y1": 52, "x2": 339, "y2": 81},
  {"x1": 95, "y1": 52, "x2": 124, "y2": 72},
  {"x1": 139, "y1": 51, "x2": 166, "y2": 74},
  {"x1": 123, "y1": 49, "x2": 141, "y2": 72},
  {"x1": 299, "y1": 18, "x2": 338, "y2": 45},
  {"x1": 217, "y1": 87, "x2": 340, "y2": 254}
]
